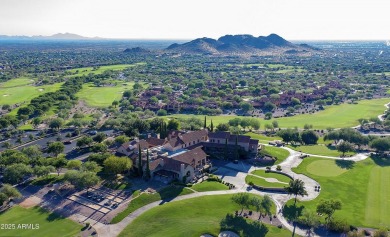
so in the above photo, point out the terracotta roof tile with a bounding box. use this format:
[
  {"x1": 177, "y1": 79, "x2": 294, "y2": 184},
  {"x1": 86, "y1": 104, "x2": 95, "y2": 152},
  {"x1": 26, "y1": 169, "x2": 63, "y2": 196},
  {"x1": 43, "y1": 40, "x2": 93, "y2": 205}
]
[
  {"x1": 146, "y1": 137, "x2": 166, "y2": 147},
  {"x1": 171, "y1": 147, "x2": 207, "y2": 165},
  {"x1": 178, "y1": 129, "x2": 208, "y2": 144}
]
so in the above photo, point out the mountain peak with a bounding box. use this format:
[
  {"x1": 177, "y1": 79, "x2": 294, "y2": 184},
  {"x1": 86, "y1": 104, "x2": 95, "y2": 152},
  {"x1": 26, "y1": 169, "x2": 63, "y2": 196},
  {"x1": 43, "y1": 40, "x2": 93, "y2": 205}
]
[
  {"x1": 48, "y1": 33, "x2": 87, "y2": 39},
  {"x1": 123, "y1": 47, "x2": 150, "y2": 54},
  {"x1": 263, "y1": 33, "x2": 290, "y2": 46},
  {"x1": 166, "y1": 33, "x2": 315, "y2": 55},
  {"x1": 0, "y1": 33, "x2": 101, "y2": 40}
]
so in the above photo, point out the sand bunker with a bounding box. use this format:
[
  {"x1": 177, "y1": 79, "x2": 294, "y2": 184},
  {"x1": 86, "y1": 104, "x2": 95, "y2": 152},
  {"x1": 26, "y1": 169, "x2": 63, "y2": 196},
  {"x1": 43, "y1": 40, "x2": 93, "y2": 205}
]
[
  {"x1": 3, "y1": 94, "x2": 9, "y2": 97},
  {"x1": 38, "y1": 88, "x2": 44, "y2": 91}
]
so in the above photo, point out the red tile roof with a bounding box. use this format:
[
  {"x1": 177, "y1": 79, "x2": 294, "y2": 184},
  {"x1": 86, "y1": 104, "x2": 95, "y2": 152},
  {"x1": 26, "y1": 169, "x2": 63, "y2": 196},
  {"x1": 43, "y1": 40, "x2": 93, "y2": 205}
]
[
  {"x1": 161, "y1": 157, "x2": 184, "y2": 172},
  {"x1": 208, "y1": 131, "x2": 230, "y2": 139},
  {"x1": 149, "y1": 158, "x2": 163, "y2": 171},
  {"x1": 167, "y1": 137, "x2": 184, "y2": 148},
  {"x1": 178, "y1": 129, "x2": 208, "y2": 144},
  {"x1": 146, "y1": 137, "x2": 166, "y2": 147},
  {"x1": 171, "y1": 147, "x2": 207, "y2": 166}
]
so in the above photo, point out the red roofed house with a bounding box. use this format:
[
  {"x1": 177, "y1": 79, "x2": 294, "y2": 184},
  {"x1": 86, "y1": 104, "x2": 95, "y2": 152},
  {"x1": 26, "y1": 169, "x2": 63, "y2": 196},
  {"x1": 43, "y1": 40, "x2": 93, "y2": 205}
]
[
  {"x1": 207, "y1": 131, "x2": 259, "y2": 153},
  {"x1": 163, "y1": 129, "x2": 208, "y2": 151},
  {"x1": 148, "y1": 147, "x2": 209, "y2": 183}
]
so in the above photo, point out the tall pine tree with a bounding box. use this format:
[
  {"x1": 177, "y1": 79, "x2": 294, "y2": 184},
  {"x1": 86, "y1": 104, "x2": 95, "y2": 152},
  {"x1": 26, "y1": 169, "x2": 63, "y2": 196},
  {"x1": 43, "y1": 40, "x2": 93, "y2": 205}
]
[
  {"x1": 235, "y1": 136, "x2": 239, "y2": 160},
  {"x1": 159, "y1": 121, "x2": 168, "y2": 139},
  {"x1": 159, "y1": 121, "x2": 164, "y2": 139},
  {"x1": 204, "y1": 116, "x2": 207, "y2": 129},
  {"x1": 210, "y1": 119, "x2": 214, "y2": 132},
  {"x1": 138, "y1": 144, "x2": 143, "y2": 177},
  {"x1": 224, "y1": 138, "x2": 228, "y2": 160},
  {"x1": 144, "y1": 149, "x2": 151, "y2": 180}
]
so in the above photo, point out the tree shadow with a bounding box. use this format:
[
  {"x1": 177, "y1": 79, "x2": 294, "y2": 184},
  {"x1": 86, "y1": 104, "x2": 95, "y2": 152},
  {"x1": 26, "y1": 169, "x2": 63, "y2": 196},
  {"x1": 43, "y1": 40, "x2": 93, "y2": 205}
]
[
  {"x1": 370, "y1": 154, "x2": 390, "y2": 167},
  {"x1": 158, "y1": 185, "x2": 186, "y2": 204},
  {"x1": 335, "y1": 160, "x2": 355, "y2": 169},
  {"x1": 282, "y1": 203, "x2": 305, "y2": 221},
  {"x1": 325, "y1": 145, "x2": 337, "y2": 151},
  {"x1": 219, "y1": 213, "x2": 269, "y2": 237},
  {"x1": 46, "y1": 211, "x2": 65, "y2": 221},
  {"x1": 35, "y1": 206, "x2": 65, "y2": 222}
]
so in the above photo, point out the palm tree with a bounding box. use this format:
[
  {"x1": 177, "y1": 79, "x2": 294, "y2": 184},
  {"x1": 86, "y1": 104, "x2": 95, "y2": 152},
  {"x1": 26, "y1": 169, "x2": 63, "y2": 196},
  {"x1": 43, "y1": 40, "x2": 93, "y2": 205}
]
[
  {"x1": 112, "y1": 100, "x2": 119, "y2": 108},
  {"x1": 285, "y1": 179, "x2": 308, "y2": 205},
  {"x1": 250, "y1": 197, "x2": 263, "y2": 220}
]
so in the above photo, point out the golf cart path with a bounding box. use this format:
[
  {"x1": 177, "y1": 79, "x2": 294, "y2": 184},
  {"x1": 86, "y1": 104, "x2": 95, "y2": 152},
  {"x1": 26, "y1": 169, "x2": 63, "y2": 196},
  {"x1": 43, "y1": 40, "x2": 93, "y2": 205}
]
[
  {"x1": 88, "y1": 145, "x2": 369, "y2": 237},
  {"x1": 378, "y1": 102, "x2": 390, "y2": 121}
]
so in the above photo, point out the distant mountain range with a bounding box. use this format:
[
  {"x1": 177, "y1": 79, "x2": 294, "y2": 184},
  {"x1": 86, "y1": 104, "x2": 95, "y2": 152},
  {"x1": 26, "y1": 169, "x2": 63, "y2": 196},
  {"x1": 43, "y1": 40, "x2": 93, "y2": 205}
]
[
  {"x1": 166, "y1": 34, "x2": 318, "y2": 55},
  {"x1": 1, "y1": 32, "x2": 318, "y2": 56},
  {"x1": 123, "y1": 47, "x2": 151, "y2": 54},
  {"x1": 0, "y1": 33, "x2": 102, "y2": 40}
]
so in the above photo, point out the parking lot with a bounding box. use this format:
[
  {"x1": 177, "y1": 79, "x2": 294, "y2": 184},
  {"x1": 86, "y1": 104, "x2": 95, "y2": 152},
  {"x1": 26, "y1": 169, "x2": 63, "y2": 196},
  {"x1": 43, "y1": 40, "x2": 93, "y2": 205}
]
[{"x1": 68, "y1": 187, "x2": 128, "y2": 215}]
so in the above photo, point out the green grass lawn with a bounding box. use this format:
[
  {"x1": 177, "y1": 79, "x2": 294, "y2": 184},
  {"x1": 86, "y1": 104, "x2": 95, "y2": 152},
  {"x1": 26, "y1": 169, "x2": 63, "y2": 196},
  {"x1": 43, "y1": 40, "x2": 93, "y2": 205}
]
[
  {"x1": 0, "y1": 64, "x2": 143, "y2": 107},
  {"x1": 317, "y1": 136, "x2": 333, "y2": 145},
  {"x1": 0, "y1": 77, "x2": 35, "y2": 87},
  {"x1": 76, "y1": 81, "x2": 135, "y2": 107},
  {"x1": 118, "y1": 194, "x2": 288, "y2": 237},
  {"x1": 236, "y1": 63, "x2": 306, "y2": 74},
  {"x1": 245, "y1": 175, "x2": 289, "y2": 188},
  {"x1": 284, "y1": 157, "x2": 390, "y2": 228},
  {"x1": 0, "y1": 206, "x2": 82, "y2": 237},
  {"x1": 305, "y1": 159, "x2": 350, "y2": 177},
  {"x1": 163, "y1": 98, "x2": 390, "y2": 129},
  {"x1": 244, "y1": 132, "x2": 282, "y2": 143},
  {"x1": 103, "y1": 180, "x2": 132, "y2": 190},
  {"x1": 18, "y1": 123, "x2": 34, "y2": 130},
  {"x1": 67, "y1": 63, "x2": 145, "y2": 77},
  {"x1": 287, "y1": 144, "x2": 355, "y2": 157},
  {"x1": 372, "y1": 72, "x2": 390, "y2": 76},
  {"x1": 251, "y1": 170, "x2": 292, "y2": 183},
  {"x1": 111, "y1": 185, "x2": 194, "y2": 224},
  {"x1": 260, "y1": 145, "x2": 290, "y2": 164},
  {"x1": 191, "y1": 180, "x2": 229, "y2": 192},
  {"x1": 30, "y1": 174, "x2": 65, "y2": 185},
  {"x1": 0, "y1": 79, "x2": 62, "y2": 105}
]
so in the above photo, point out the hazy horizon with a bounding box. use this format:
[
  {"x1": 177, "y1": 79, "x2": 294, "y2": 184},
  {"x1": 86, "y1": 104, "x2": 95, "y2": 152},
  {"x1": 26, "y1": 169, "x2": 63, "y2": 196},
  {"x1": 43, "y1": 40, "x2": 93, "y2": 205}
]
[
  {"x1": 1, "y1": 0, "x2": 389, "y2": 40},
  {"x1": 1, "y1": 32, "x2": 390, "y2": 42}
]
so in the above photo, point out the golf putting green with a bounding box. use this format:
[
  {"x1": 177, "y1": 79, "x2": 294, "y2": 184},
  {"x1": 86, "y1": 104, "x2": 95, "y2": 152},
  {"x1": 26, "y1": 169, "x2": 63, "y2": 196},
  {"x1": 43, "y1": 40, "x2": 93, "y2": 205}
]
[{"x1": 306, "y1": 160, "x2": 348, "y2": 177}]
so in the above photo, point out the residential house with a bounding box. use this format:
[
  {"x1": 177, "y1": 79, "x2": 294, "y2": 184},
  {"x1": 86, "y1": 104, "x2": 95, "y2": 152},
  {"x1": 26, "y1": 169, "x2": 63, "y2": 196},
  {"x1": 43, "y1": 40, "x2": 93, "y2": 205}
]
[
  {"x1": 149, "y1": 147, "x2": 209, "y2": 182},
  {"x1": 163, "y1": 129, "x2": 208, "y2": 151},
  {"x1": 207, "y1": 131, "x2": 259, "y2": 153}
]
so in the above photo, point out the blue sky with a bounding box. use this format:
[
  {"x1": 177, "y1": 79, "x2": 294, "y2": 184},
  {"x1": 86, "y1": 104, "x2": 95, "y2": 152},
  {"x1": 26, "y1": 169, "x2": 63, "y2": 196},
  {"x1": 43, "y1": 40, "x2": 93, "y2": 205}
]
[{"x1": 0, "y1": 0, "x2": 389, "y2": 40}]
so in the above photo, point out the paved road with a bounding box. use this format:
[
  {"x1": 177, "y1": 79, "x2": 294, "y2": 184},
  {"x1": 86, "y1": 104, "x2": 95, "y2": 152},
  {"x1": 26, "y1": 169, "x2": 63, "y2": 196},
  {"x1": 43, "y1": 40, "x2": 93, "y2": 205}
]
[
  {"x1": 1, "y1": 128, "x2": 115, "y2": 161},
  {"x1": 77, "y1": 145, "x2": 369, "y2": 237}
]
